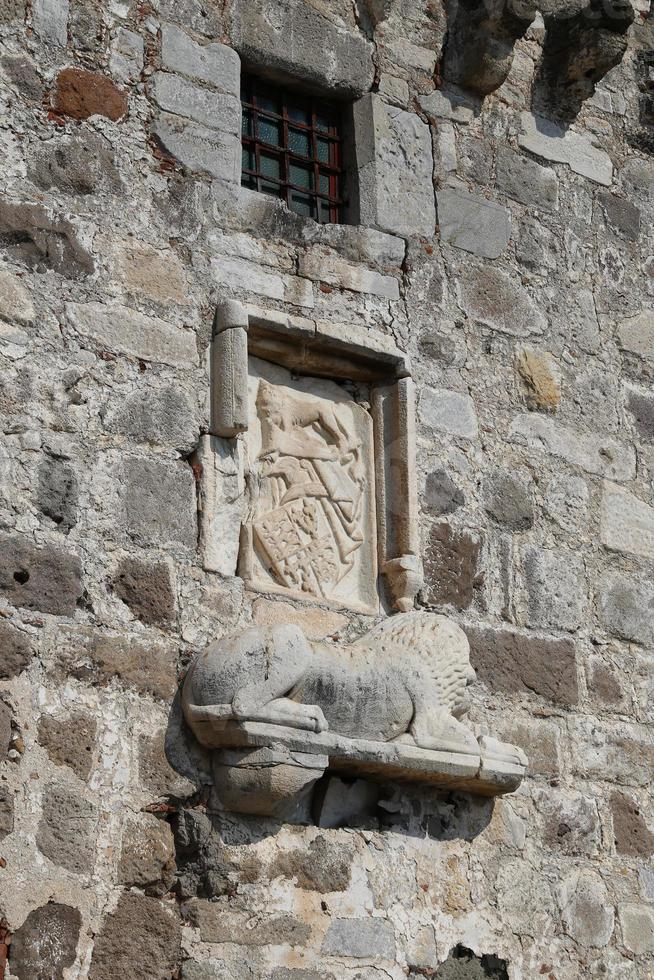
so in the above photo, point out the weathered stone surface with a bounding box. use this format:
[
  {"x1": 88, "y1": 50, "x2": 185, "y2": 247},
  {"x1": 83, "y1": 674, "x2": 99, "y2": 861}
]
[
  {"x1": 270, "y1": 835, "x2": 353, "y2": 892},
  {"x1": 423, "y1": 523, "x2": 481, "y2": 609},
  {"x1": 150, "y1": 72, "x2": 240, "y2": 133},
  {"x1": 0, "y1": 264, "x2": 35, "y2": 326},
  {"x1": 0, "y1": 0, "x2": 25, "y2": 24},
  {"x1": 66, "y1": 302, "x2": 198, "y2": 368},
  {"x1": 118, "y1": 814, "x2": 175, "y2": 892},
  {"x1": 89, "y1": 892, "x2": 181, "y2": 980},
  {"x1": 424, "y1": 467, "x2": 465, "y2": 516},
  {"x1": 0, "y1": 619, "x2": 34, "y2": 678},
  {"x1": 559, "y1": 870, "x2": 613, "y2": 947},
  {"x1": 496, "y1": 146, "x2": 559, "y2": 211},
  {"x1": 37, "y1": 781, "x2": 97, "y2": 875},
  {"x1": 38, "y1": 711, "x2": 96, "y2": 780},
  {"x1": 0, "y1": 200, "x2": 93, "y2": 278},
  {"x1": 122, "y1": 458, "x2": 196, "y2": 549},
  {"x1": 252, "y1": 598, "x2": 347, "y2": 641},
  {"x1": 510, "y1": 416, "x2": 636, "y2": 481},
  {"x1": 421, "y1": 387, "x2": 478, "y2": 440},
  {"x1": 190, "y1": 902, "x2": 310, "y2": 946},
  {"x1": 2, "y1": 52, "x2": 43, "y2": 100},
  {"x1": 0, "y1": 535, "x2": 82, "y2": 616},
  {"x1": 466, "y1": 626, "x2": 578, "y2": 707},
  {"x1": 112, "y1": 558, "x2": 175, "y2": 626},
  {"x1": 0, "y1": 699, "x2": 11, "y2": 758},
  {"x1": 625, "y1": 385, "x2": 654, "y2": 441},
  {"x1": 587, "y1": 657, "x2": 623, "y2": 707},
  {"x1": 228, "y1": 0, "x2": 373, "y2": 98},
  {"x1": 111, "y1": 241, "x2": 189, "y2": 306},
  {"x1": 9, "y1": 904, "x2": 81, "y2": 980},
  {"x1": 618, "y1": 310, "x2": 654, "y2": 363},
  {"x1": 598, "y1": 571, "x2": 654, "y2": 645},
  {"x1": 611, "y1": 792, "x2": 654, "y2": 857},
  {"x1": 598, "y1": 192, "x2": 641, "y2": 241},
  {"x1": 521, "y1": 546, "x2": 587, "y2": 632},
  {"x1": 519, "y1": 112, "x2": 613, "y2": 185},
  {"x1": 435, "y1": 946, "x2": 508, "y2": 979},
  {"x1": 138, "y1": 730, "x2": 196, "y2": 799},
  {"x1": 298, "y1": 247, "x2": 400, "y2": 299},
  {"x1": 161, "y1": 25, "x2": 240, "y2": 93},
  {"x1": 61, "y1": 629, "x2": 177, "y2": 701},
  {"x1": 210, "y1": 255, "x2": 314, "y2": 306},
  {"x1": 53, "y1": 67, "x2": 128, "y2": 121},
  {"x1": 601, "y1": 483, "x2": 654, "y2": 559},
  {"x1": 103, "y1": 384, "x2": 197, "y2": 453},
  {"x1": 32, "y1": 0, "x2": 68, "y2": 46},
  {"x1": 618, "y1": 904, "x2": 654, "y2": 955},
  {"x1": 109, "y1": 27, "x2": 144, "y2": 83},
  {"x1": 516, "y1": 347, "x2": 561, "y2": 411},
  {"x1": 437, "y1": 186, "x2": 511, "y2": 259},
  {"x1": 459, "y1": 266, "x2": 545, "y2": 337},
  {"x1": 483, "y1": 469, "x2": 534, "y2": 530},
  {"x1": 29, "y1": 134, "x2": 120, "y2": 195},
  {"x1": 534, "y1": 788, "x2": 600, "y2": 857},
  {"x1": 152, "y1": 113, "x2": 240, "y2": 183},
  {"x1": 0, "y1": 786, "x2": 13, "y2": 839},
  {"x1": 36, "y1": 456, "x2": 78, "y2": 531},
  {"x1": 322, "y1": 918, "x2": 395, "y2": 959}
]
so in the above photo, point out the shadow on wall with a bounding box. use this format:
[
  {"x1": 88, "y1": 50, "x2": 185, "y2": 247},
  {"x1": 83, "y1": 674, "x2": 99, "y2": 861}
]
[{"x1": 422, "y1": 945, "x2": 509, "y2": 980}]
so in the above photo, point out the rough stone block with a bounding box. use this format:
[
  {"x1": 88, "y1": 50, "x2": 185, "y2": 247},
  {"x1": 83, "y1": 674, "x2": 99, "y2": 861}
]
[
  {"x1": 122, "y1": 457, "x2": 196, "y2": 549},
  {"x1": 483, "y1": 469, "x2": 534, "y2": 530},
  {"x1": 495, "y1": 146, "x2": 559, "y2": 211},
  {"x1": 0, "y1": 0, "x2": 26, "y2": 25},
  {"x1": 53, "y1": 67, "x2": 128, "y2": 121},
  {"x1": 118, "y1": 814, "x2": 175, "y2": 892},
  {"x1": 161, "y1": 24, "x2": 240, "y2": 93},
  {"x1": 598, "y1": 191, "x2": 641, "y2": 241},
  {"x1": 423, "y1": 523, "x2": 481, "y2": 609},
  {"x1": 0, "y1": 699, "x2": 11, "y2": 758},
  {"x1": 625, "y1": 384, "x2": 654, "y2": 441},
  {"x1": 459, "y1": 266, "x2": 545, "y2": 337},
  {"x1": 423, "y1": 467, "x2": 465, "y2": 516},
  {"x1": 618, "y1": 904, "x2": 654, "y2": 955},
  {"x1": 2, "y1": 51, "x2": 43, "y2": 100},
  {"x1": 611, "y1": 792, "x2": 654, "y2": 857},
  {"x1": 419, "y1": 90, "x2": 475, "y2": 123},
  {"x1": 269, "y1": 835, "x2": 353, "y2": 892},
  {"x1": 559, "y1": 871, "x2": 613, "y2": 948},
  {"x1": 252, "y1": 598, "x2": 348, "y2": 641},
  {"x1": 298, "y1": 247, "x2": 400, "y2": 299},
  {"x1": 103, "y1": 384, "x2": 198, "y2": 454},
  {"x1": 0, "y1": 786, "x2": 13, "y2": 839},
  {"x1": 497, "y1": 717, "x2": 561, "y2": 778},
  {"x1": 32, "y1": 0, "x2": 68, "y2": 46},
  {"x1": 61, "y1": 629, "x2": 178, "y2": 701},
  {"x1": 509, "y1": 415, "x2": 636, "y2": 481},
  {"x1": 111, "y1": 241, "x2": 189, "y2": 306},
  {"x1": 354, "y1": 96, "x2": 436, "y2": 239},
  {"x1": 228, "y1": 0, "x2": 373, "y2": 98},
  {"x1": 9, "y1": 904, "x2": 81, "y2": 980},
  {"x1": 37, "y1": 781, "x2": 97, "y2": 875},
  {"x1": 0, "y1": 620, "x2": 34, "y2": 678},
  {"x1": 0, "y1": 200, "x2": 93, "y2": 278},
  {"x1": 544, "y1": 474, "x2": 589, "y2": 534},
  {"x1": 138, "y1": 730, "x2": 197, "y2": 799},
  {"x1": 437, "y1": 186, "x2": 511, "y2": 259},
  {"x1": 586, "y1": 656, "x2": 623, "y2": 708},
  {"x1": 570, "y1": 718, "x2": 654, "y2": 787},
  {"x1": 516, "y1": 347, "x2": 561, "y2": 411},
  {"x1": 28, "y1": 134, "x2": 121, "y2": 196},
  {"x1": 66, "y1": 302, "x2": 198, "y2": 368},
  {"x1": 210, "y1": 255, "x2": 314, "y2": 307},
  {"x1": 466, "y1": 626, "x2": 579, "y2": 707},
  {"x1": 38, "y1": 711, "x2": 96, "y2": 780},
  {"x1": 601, "y1": 483, "x2": 654, "y2": 559},
  {"x1": 150, "y1": 72, "x2": 240, "y2": 134},
  {"x1": 153, "y1": 112, "x2": 240, "y2": 182},
  {"x1": 534, "y1": 788, "x2": 600, "y2": 857},
  {"x1": 521, "y1": 546, "x2": 587, "y2": 632},
  {"x1": 599, "y1": 571, "x2": 654, "y2": 645},
  {"x1": 0, "y1": 535, "x2": 82, "y2": 616},
  {"x1": 189, "y1": 903, "x2": 310, "y2": 946},
  {"x1": 322, "y1": 917, "x2": 395, "y2": 959},
  {"x1": 112, "y1": 558, "x2": 175, "y2": 626},
  {"x1": 519, "y1": 112, "x2": 613, "y2": 186},
  {"x1": 109, "y1": 27, "x2": 144, "y2": 83},
  {"x1": 0, "y1": 264, "x2": 35, "y2": 326},
  {"x1": 618, "y1": 310, "x2": 654, "y2": 364},
  {"x1": 89, "y1": 892, "x2": 181, "y2": 980},
  {"x1": 420, "y1": 387, "x2": 478, "y2": 440},
  {"x1": 36, "y1": 456, "x2": 78, "y2": 531}
]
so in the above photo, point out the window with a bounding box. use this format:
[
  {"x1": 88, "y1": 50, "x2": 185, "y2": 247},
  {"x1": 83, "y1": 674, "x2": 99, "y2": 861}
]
[{"x1": 240, "y1": 74, "x2": 344, "y2": 224}]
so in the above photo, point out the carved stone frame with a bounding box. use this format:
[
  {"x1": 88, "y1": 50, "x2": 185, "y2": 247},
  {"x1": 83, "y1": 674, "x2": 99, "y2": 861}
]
[{"x1": 209, "y1": 299, "x2": 423, "y2": 614}]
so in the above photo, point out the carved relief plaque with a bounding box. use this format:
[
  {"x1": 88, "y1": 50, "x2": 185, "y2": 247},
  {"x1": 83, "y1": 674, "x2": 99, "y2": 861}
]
[{"x1": 241, "y1": 358, "x2": 378, "y2": 613}]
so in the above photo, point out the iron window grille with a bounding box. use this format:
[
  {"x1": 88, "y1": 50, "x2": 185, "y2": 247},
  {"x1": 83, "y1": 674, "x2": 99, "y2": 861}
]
[{"x1": 241, "y1": 74, "x2": 345, "y2": 224}]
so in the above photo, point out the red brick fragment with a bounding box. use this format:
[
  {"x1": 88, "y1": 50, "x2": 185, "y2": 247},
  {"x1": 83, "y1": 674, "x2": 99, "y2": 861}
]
[{"x1": 53, "y1": 68, "x2": 127, "y2": 122}]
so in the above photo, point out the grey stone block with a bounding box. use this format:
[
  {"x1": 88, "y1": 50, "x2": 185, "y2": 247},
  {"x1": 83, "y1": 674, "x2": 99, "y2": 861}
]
[
  {"x1": 89, "y1": 892, "x2": 181, "y2": 980},
  {"x1": 484, "y1": 469, "x2": 534, "y2": 530},
  {"x1": 228, "y1": 0, "x2": 373, "y2": 98},
  {"x1": 420, "y1": 387, "x2": 478, "y2": 440},
  {"x1": 521, "y1": 546, "x2": 587, "y2": 632},
  {"x1": 66, "y1": 301, "x2": 198, "y2": 368},
  {"x1": 0, "y1": 535, "x2": 82, "y2": 616},
  {"x1": 496, "y1": 146, "x2": 559, "y2": 211},
  {"x1": 510, "y1": 415, "x2": 636, "y2": 482},
  {"x1": 103, "y1": 384, "x2": 198, "y2": 454},
  {"x1": 122, "y1": 457, "x2": 197, "y2": 549},
  {"x1": 618, "y1": 311, "x2": 654, "y2": 365},
  {"x1": 152, "y1": 112, "x2": 240, "y2": 184},
  {"x1": 10, "y1": 904, "x2": 81, "y2": 980},
  {"x1": 519, "y1": 112, "x2": 613, "y2": 186},
  {"x1": 28, "y1": 133, "x2": 121, "y2": 196},
  {"x1": 424, "y1": 467, "x2": 465, "y2": 516},
  {"x1": 625, "y1": 384, "x2": 654, "y2": 441},
  {"x1": 437, "y1": 185, "x2": 511, "y2": 259},
  {"x1": 322, "y1": 917, "x2": 395, "y2": 959},
  {"x1": 0, "y1": 620, "x2": 34, "y2": 678},
  {"x1": 601, "y1": 484, "x2": 654, "y2": 559},
  {"x1": 37, "y1": 781, "x2": 97, "y2": 875},
  {"x1": 109, "y1": 27, "x2": 144, "y2": 83},
  {"x1": 598, "y1": 191, "x2": 641, "y2": 241},
  {"x1": 161, "y1": 23, "x2": 240, "y2": 94},
  {"x1": 36, "y1": 456, "x2": 78, "y2": 531},
  {"x1": 459, "y1": 266, "x2": 545, "y2": 337},
  {"x1": 32, "y1": 0, "x2": 68, "y2": 46},
  {"x1": 149, "y1": 72, "x2": 240, "y2": 134}
]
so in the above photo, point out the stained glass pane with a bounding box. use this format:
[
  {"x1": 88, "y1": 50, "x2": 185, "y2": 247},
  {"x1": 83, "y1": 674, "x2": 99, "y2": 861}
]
[
  {"x1": 288, "y1": 128, "x2": 310, "y2": 158},
  {"x1": 289, "y1": 163, "x2": 313, "y2": 189},
  {"x1": 258, "y1": 117, "x2": 281, "y2": 147},
  {"x1": 260, "y1": 153, "x2": 281, "y2": 180},
  {"x1": 290, "y1": 192, "x2": 312, "y2": 217}
]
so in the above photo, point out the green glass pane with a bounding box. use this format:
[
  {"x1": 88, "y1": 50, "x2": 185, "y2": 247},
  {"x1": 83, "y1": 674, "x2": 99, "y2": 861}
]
[
  {"x1": 241, "y1": 145, "x2": 254, "y2": 171},
  {"x1": 317, "y1": 137, "x2": 330, "y2": 164},
  {"x1": 289, "y1": 163, "x2": 313, "y2": 189},
  {"x1": 290, "y1": 192, "x2": 312, "y2": 217},
  {"x1": 261, "y1": 179, "x2": 282, "y2": 197},
  {"x1": 318, "y1": 199, "x2": 331, "y2": 223},
  {"x1": 319, "y1": 173, "x2": 330, "y2": 196},
  {"x1": 258, "y1": 94, "x2": 280, "y2": 115},
  {"x1": 260, "y1": 153, "x2": 281, "y2": 179},
  {"x1": 315, "y1": 112, "x2": 332, "y2": 133},
  {"x1": 242, "y1": 110, "x2": 252, "y2": 137},
  {"x1": 258, "y1": 117, "x2": 281, "y2": 146},
  {"x1": 288, "y1": 127, "x2": 310, "y2": 157},
  {"x1": 288, "y1": 104, "x2": 309, "y2": 125},
  {"x1": 241, "y1": 173, "x2": 256, "y2": 189}
]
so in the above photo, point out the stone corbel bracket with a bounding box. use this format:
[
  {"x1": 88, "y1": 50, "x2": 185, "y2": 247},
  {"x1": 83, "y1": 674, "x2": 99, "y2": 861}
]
[{"x1": 209, "y1": 299, "x2": 423, "y2": 613}]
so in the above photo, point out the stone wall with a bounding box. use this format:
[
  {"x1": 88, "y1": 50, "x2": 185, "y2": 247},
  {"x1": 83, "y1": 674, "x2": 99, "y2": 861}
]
[{"x1": 0, "y1": 0, "x2": 653, "y2": 977}]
